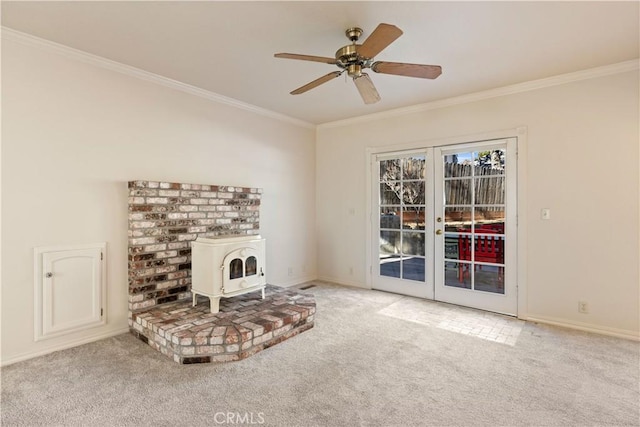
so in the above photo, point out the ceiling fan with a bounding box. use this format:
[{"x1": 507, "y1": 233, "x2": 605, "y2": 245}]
[{"x1": 274, "y1": 23, "x2": 442, "y2": 104}]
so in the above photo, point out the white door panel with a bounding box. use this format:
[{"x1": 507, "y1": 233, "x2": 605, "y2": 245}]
[
  {"x1": 434, "y1": 139, "x2": 517, "y2": 315},
  {"x1": 372, "y1": 151, "x2": 434, "y2": 299},
  {"x1": 35, "y1": 244, "x2": 106, "y2": 340}
]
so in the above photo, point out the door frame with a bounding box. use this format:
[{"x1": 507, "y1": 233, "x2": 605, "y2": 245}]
[{"x1": 365, "y1": 127, "x2": 528, "y2": 319}]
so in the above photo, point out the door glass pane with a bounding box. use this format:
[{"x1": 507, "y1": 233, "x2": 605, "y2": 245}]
[
  {"x1": 380, "y1": 208, "x2": 400, "y2": 229},
  {"x1": 380, "y1": 254, "x2": 401, "y2": 278},
  {"x1": 474, "y1": 265, "x2": 505, "y2": 294},
  {"x1": 474, "y1": 235, "x2": 505, "y2": 265},
  {"x1": 230, "y1": 259, "x2": 243, "y2": 280},
  {"x1": 443, "y1": 152, "x2": 473, "y2": 177},
  {"x1": 474, "y1": 207, "x2": 505, "y2": 230},
  {"x1": 444, "y1": 261, "x2": 472, "y2": 289},
  {"x1": 402, "y1": 207, "x2": 425, "y2": 230},
  {"x1": 474, "y1": 150, "x2": 505, "y2": 175},
  {"x1": 380, "y1": 231, "x2": 400, "y2": 254},
  {"x1": 245, "y1": 256, "x2": 257, "y2": 276},
  {"x1": 475, "y1": 176, "x2": 505, "y2": 205},
  {"x1": 380, "y1": 184, "x2": 400, "y2": 205},
  {"x1": 445, "y1": 207, "x2": 472, "y2": 232},
  {"x1": 444, "y1": 234, "x2": 460, "y2": 260},
  {"x1": 402, "y1": 232, "x2": 425, "y2": 256},
  {"x1": 380, "y1": 159, "x2": 401, "y2": 180},
  {"x1": 402, "y1": 156, "x2": 425, "y2": 179},
  {"x1": 445, "y1": 179, "x2": 472, "y2": 205},
  {"x1": 403, "y1": 181, "x2": 425, "y2": 204},
  {"x1": 402, "y1": 258, "x2": 425, "y2": 281}
]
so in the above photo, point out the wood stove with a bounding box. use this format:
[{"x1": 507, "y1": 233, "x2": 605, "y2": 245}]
[{"x1": 191, "y1": 235, "x2": 266, "y2": 313}]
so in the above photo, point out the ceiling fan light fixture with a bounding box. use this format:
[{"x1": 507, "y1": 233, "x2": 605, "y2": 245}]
[
  {"x1": 347, "y1": 63, "x2": 362, "y2": 77},
  {"x1": 353, "y1": 73, "x2": 381, "y2": 104}
]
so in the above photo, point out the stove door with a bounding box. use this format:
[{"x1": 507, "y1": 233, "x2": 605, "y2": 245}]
[{"x1": 222, "y1": 247, "x2": 264, "y2": 293}]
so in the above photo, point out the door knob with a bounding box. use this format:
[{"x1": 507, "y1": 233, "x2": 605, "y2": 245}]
[{"x1": 435, "y1": 229, "x2": 443, "y2": 235}]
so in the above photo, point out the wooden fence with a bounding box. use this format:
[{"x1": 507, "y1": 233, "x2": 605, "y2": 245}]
[{"x1": 445, "y1": 163, "x2": 504, "y2": 221}]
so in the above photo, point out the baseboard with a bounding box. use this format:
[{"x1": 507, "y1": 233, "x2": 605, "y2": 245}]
[
  {"x1": 316, "y1": 275, "x2": 370, "y2": 290},
  {"x1": 274, "y1": 275, "x2": 318, "y2": 288},
  {"x1": 524, "y1": 315, "x2": 639, "y2": 341},
  {"x1": 0, "y1": 327, "x2": 130, "y2": 367}
]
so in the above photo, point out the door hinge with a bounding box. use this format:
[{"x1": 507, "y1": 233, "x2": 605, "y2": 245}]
[
  {"x1": 101, "y1": 308, "x2": 103, "y2": 316},
  {"x1": 100, "y1": 252, "x2": 103, "y2": 261}
]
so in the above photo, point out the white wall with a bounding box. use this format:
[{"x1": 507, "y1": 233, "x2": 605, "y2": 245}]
[
  {"x1": 2, "y1": 35, "x2": 637, "y2": 366},
  {"x1": 316, "y1": 70, "x2": 639, "y2": 338},
  {"x1": 1, "y1": 38, "x2": 317, "y2": 364}
]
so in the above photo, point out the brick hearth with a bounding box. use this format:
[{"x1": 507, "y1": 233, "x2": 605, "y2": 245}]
[
  {"x1": 130, "y1": 285, "x2": 315, "y2": 364},
  {"x1": 128, "y1": 180, "x2": 315, "y2": 364}
]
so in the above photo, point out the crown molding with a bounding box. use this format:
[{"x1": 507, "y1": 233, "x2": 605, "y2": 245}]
[
  {"x1": 4, "y1": 26, "x2": 637, "y2": 132},
  {"x1": 318, "y1": 59, "x2": 640, "y2": 129},
  {"x1": 1, "y1": 27, "x2": 315, "y2": 130}
]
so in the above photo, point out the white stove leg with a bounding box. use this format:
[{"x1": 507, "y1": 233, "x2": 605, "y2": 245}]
[
  {"x1": 261, "y1": 287, "x2": 265, "y2": 299},
  {"x1": 192, "y1": 292, "x2": 197, "y2": 307},
  {"x1": 209, "y1": 297, "x2": 220, "y2": 314}
]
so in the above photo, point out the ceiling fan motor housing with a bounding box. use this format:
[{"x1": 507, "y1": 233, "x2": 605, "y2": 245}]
[
  {"x1": 335, "y1": 44, "x2": 373, "y2": 76},
  {"x1": 336, "y1": 27, "x2": 375, "y2": 77}
]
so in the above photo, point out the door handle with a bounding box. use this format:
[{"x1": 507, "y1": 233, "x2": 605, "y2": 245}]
[
  {"x1": 435, "y1": 229, "x2": 443, "y2": 235},
  {"x1": 45, "y1": 272, "x2": 53, "y2": 278}
]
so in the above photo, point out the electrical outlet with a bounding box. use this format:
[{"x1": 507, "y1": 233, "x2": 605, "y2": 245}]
[
  {"x1": 578, "y1": 301, "x2": 589, "y2": 314},
  {"x1": 288, "y1": 267, "x2": 293, "y2": 277},
  {"x1": 349, "y1": 267, "x2": 354, "y2": 275}
]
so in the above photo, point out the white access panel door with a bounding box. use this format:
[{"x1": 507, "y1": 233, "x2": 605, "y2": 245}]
[{"x1": 35, "y1": 244, "x2": 106, "y2": 340}]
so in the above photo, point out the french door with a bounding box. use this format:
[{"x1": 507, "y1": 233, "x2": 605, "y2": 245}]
[
  {"x1": 372, "y1": 138, "x2": 517, "y2": 315},
  {"x1": 374, "y1": 151, "x2": 434, "y2": 299}
]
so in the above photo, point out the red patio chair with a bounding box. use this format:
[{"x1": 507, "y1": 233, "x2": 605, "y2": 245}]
[{"x1": 458, "y1": 227, "x2": 504, "y2": 283}]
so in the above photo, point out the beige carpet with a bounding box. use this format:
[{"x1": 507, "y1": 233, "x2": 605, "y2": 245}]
[{"x1": 2, "y1": 281, "x2": 639, "y2": 426}]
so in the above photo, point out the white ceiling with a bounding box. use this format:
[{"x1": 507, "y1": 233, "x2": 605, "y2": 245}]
[{"x1": 2, "y1": 1, "x2": 639, "y2": 125}]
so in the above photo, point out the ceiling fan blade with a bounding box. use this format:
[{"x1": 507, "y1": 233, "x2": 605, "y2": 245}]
[
  {"x1": 358, "y1": 23, "x2": 403, "y2": 59},
  {"x1": 353, "y1": 73, "x2": 381, "y2": 104},
  {"x1": 290, "y1": 71, "x2": 343, "y2": 95},
  {"x1": 274, "y1": 53, "x2": 337, "y2": 65},
  {"x1": 372, "y1": 61, "x2": 442, "y2": 79}
]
